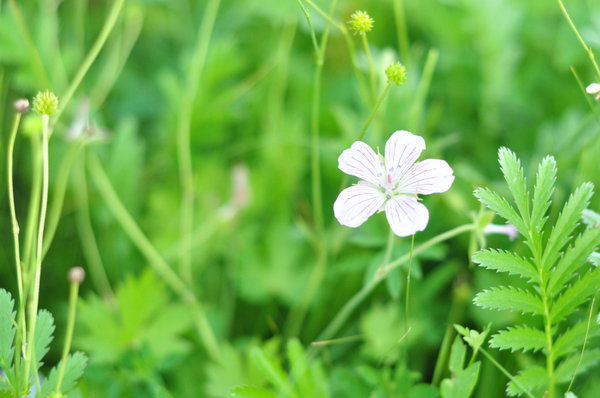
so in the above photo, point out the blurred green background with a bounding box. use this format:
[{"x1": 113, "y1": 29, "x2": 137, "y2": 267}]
[{"x1": 1, "y1": 0, "x2": 600, "y2": 396}]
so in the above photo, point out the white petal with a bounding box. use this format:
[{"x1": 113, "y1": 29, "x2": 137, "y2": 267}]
[
  {"x1": 400, "y1": 159, "x2": 455, "y2": 195},
  {"x1": 385, "y1": 130, "x2": 426, "y2": 181},
  {"x1": 338, "y1": 141, "x2": 386, "y2": 185},
  {"x1": 334, "y1": 184, "x2": 386, "y2": 228},
  {"x1": 385, "y1": 195, "x2": 429, "y2": 237},
  {"x1": 586, "y1": 83, "x2": 600, "y2": 94}
]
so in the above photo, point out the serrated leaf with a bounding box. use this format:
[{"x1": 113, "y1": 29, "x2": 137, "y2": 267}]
[
  {"x1": 474, "y1": 287, "x2": 544, "y2": 316},
  {"x1": 542, "y1": 183, "x2": 594, "y2": 272},
  {"x1": 489, "y1": 326, "x2": 546, "y2": 353},
  {"x1": 440, "y1": 362, "x2": 480, "y2": 398},
  {"x1": 550, "y1": 269, "x2": 600, "y2": 324},
  {"x1": 229, "y1": 387, "x2": 277, "y2": 398},
  {"x1": 506, "y1": 366, "x2": 549, "y2": 397},
  {"x1": 530, "y1": 156, "x2": 556, "y2": 233},
  {"x1": 554, "y1": 321, "x2": 600, "y2": 359},
  {"x1": 554, "y1": 349, "x2": 600, "y2": 383},
  {"x1": 40, "y1": 352, "x2": 87, "y2": 396},
  {"x1": 250, "y1": 347, "x2": 294, "y2": 397},
  {"x1": 454, "y1": 325, "x2": 490, "y2": 353},
  {"x1": 474, "y1": 188, "x2": 526, "y2": 234},
  {"x1": 498, "y1": 147, "x2": 530, "y2": 225},
  {"x1": 582, "y1": 209, "x2": 600, "y2": 229},
  {"x1": 0, "y1": 289, "x2": 16, "y2": 367},
  {"x1": 546, "y1": 226, "x2": 600, "y2": 296},
  {"x1": 473, "y1": 249, "x2": 539, "y2": 283},
  {"x1": 448, "y1": 336, "x2": 466, "y2": 374},
  {"x1": 34, "y1": 310, "x2": 55, "y2": 369}
]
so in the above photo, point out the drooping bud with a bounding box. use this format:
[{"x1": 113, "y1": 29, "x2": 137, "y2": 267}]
[
  {"x1": 385, "y1": 62, "x2": 407, "y2": 86},
  {"x1": 68, "y1": 267, "x2": 85, "y2": 284},
  {"x1": 14, "y1": 99, "x2": 30, "y2": 114},
  {"x1": 32, "y1": 90, "x2": 59, "y2": 117},
  {"x1": 348, "y1": 10, "x2": 374, "y2": 36}
]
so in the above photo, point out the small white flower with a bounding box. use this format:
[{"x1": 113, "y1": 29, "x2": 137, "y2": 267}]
[
  {"x1": 483, "y1": 223, "x2": 518, "y2": 241},
  {"x1": 586, "y1": 83, "x2": 600, "y2": 100},
  {"x1": 333, "y1": 130, "x2": 454, "y2": 237}
]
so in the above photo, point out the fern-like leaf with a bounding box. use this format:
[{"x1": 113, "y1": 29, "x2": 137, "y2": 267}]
[
  {"x1": 474, "y1": 287, "x2": 544, "y2": 316},
  {"x1": 530, "y1": 156, "x2": 556, "y2": 233},
  {"x1": 40, "y1": 352, "x2": 87, "y2": 396},
  {"x1": 541, "y1": 183, "x2": 594, "y2": 272},
  {"x1": 0, "y1": 289, "x2": 16, "y2": 368},
  {"x1": 506, "y1": 366, "x2": 549, "y2": 397},
  {"x1": 546, "y1": 226, "x2": 600, "y2": 296},
  {"x1": 34, "y1": 310, "x2": 55, "y2": 370},
  {"x1": 553, "y1": 321, "x2": 600, "y2": 360},
  {"x1": 474, "y1": 188, "x2": 526, "y2": 234},
  {"x1": 550, "y1": 269, "x2": 600, "y2": 324},
  {"x1": 554, "y1": 348, "x2": 600, "y2": 383},
  {"x1": 489, "y1": 326, "x2": 546, "y2": 353},
  {"x1": 473, "y1": 249, "x2": 538, "y2": 283},
  {"x1": 498, "y1": 147, "x2": 530, "y2": 225}
]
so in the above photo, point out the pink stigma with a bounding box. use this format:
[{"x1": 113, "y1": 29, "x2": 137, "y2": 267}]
[{"x1": 387, "y1": 174, "x2": 392, "y2": 184}]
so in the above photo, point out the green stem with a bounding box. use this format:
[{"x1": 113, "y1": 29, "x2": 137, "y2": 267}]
[
  {"x1": 22, "y1": 137, "x2": 42, "y2": 277},
  {"x1": 408, "y1": 48, "x2": 439, "y2": 132},
  {"x1": 177, "y1": 0, "x2": 221, "y2": 283},
  {"x1": 557, "y1": 0, "x2": 600, "y2": 79},
  {"x1": 361, "y1": 33, "x2": 376, "y2": 101},
  {"x1": 309, "y1": 224, "x2": 474, "y2": 356},
  {"x1": 404, "y1": 233, "x2": 415, "y2": 329},
  {"x1": 54, "y1": 274, "x2": 81, "y2": 394},
  {"x1": 42, "y1": 139, "x2": 85, "y2": 258},
  {"x1": 479, "y1": 348, "x2": 536, "y2": 398},
  {"x1": 392, "y1": 0, "x2": 411, "y2": 65},
  {"x1": 24, "y1": 114, "x2": 51, "y2": 390},
  {"x1": 55, "y1": 0, "x2": 126, "y2": 122},
  {"x1": 86, "y1": 152, "x2": 221, "y2": 360},
  {"x1": 358, "y1": 83, "x2": 392, "y2": 142}
]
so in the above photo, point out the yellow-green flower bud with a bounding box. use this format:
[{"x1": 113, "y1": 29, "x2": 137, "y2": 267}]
[
  {"x1": 348, "y1": 10, "x2": 374, "y2": 36},
  {"x1": 32, "y1": 90, "x2": 59, "y2": 117},
  {"x1": 385, "y1": 62, "x2": 407, "y2": 86}
]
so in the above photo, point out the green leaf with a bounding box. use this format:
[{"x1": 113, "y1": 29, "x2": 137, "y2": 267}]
[
  {"x1": 448, "y1": 336, "x2": 466, "y2": 374},
  {"x1": 34, "y1": 310, "x2": 55, "y2": 369},
  {"x1": 542, "y1": 183, "x2": 594, "y2": 272},
  {"x1": 229, "y1": 387, "x2": 277, "y2": 398},
  {"x1": 553, "y1": 321, "x2": 600, "y2": 360},
  {"x1": 440, "y1": 362, "x2": 480, "y2": 398},
  {"x1": 546, "y1": 226, "x2": 600, "y2": 296},
  {"x1": 582, "y1": 209, "x2": 600, "y2": 229},
  {"x1": 498, "y1": 147, "x2": 529, "y2": 225},
  {"x1": 287, "y1": 339, "x2": 312, "y2": 397},
  {"x1": 474, "y1": 188, "x2": 526, "y2": 234},
  {"x1": 530, "y1": 156, "x2": 556, "y2": 233},
  {"x1": 489, "y1": 326, "x2": 546, "y2": 353},
  {"x1": 473, "y1": 249, "x2": 538, "y2": 283},
  {"x1": 506, "y1": 366, "x2": 549, "y2": 397},
  {"x1": 550, "y1": 269, "x2": 600, "y2": 324},
  {"x1": 454, "y1": 325, "x2": 490, "y2": 353},
  {"x1": 250, "y1": 347, "x2": 295, "y2": 397},
  {"x1": 473, "y1": 287, "x2": 544, "y2": 316},
  {"x1": 589, "y1": 252, "x2": 600, "y2": 267},
  {"x1": 554, "y1": 349, "x2": 600, "y2": 383},
  {"x1": 0, "y1": 289, "x2": 16, "y2": 367},
  {"x1": 40, "y1": 352, "x2": 87, "y2": 396}
]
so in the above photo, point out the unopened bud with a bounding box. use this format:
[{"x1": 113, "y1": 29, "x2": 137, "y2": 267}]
[
  {"x1": 586, "y1": 83, "x2": 600, "y2": 101},
  {"x1": 14, "y1": 99, "x2": 30, "y2": 114},
  {"x1": 32, "y1": 90, "x2": 59, "y2": 117},
  {"x1": 68, "y1": 267, "x2": 85, "y2": 284}
]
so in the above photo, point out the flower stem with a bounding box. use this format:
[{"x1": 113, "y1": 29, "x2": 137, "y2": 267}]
[
  {"x1": 309, "y1": 223, "x2": 474, "y2": 356},
  {"x1": 392, "y1": 0, "x2": 411, "y2": 66},
  {"x1": 54, "y1": 274, "x2": 82, "y2": 394},
  {"x1": 479, "y1": 348, "x2": 536, "y2": 398},
  {"x1": 404, "y1": 233, "x2": 415, "y2": 328},
  {"x1": 361, "y1": 33, "x2": 376, "y2": 101},
  {"x1": 358, "y1": 83, "x2": 392, "y2": 142}
]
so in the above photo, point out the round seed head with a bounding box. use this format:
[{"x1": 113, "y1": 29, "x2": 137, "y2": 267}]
[
  {"x1": 68, "y1": 267, "x2": 85, "y2": 284},
  {"x1": 348, "y1": 10, "x2": 374, "y2": 36},
  {"x1": 32, "y1": 90, "x2": 59, "y2": 117},
  {"x1": 385, "y1": 62, "x2": 407, "y2": 86},
  {"x1": 14, "y1": 99, "x2": 30, "y2": 114}
]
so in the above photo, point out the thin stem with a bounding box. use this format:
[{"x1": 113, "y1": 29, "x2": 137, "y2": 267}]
[
  {"x1": 55, "y1": 0, "x2": 126, "y2": 122},
  {"x1": 309, "y1": 224, "x2": 475, "y2": 356},
  {"x1": 557, "y1": 0, "x2": 600, "y2": 79},
  {"x1": 479, "y1": 348, "x2": 536, "y2": 398},
  {"x1": 392, "y1": 0, "x2": 411, "y2": 66},
  {"x1": 361, "y1": 34, "x2": 376, "y2": 101},
  {"x1": 382, "y1": 229, "x2": 395, "y2": 266},
  {"x1": 24, "y1": 114, "x2": 51, "y2": 389},
  {"x1": 566, "y1": 297, "x2": 595, "y2": 393},
  {"x1": 358, "y1": 83, "x2": 392, "y2": 142},
  {"x1": 408, "y1": 48, "x2": 439, "y2": 132},
  {"x1": 295, "y1": 0, "x2": 320, "y2": 55},
  {"x1": 54, "y1": 276, "x2": 82, "y2": 394},
  {"x1": 404, "y1": 233, "x2": 415, "y2": 328},
  {"x1": 86, "y1": 152, "x2": 221, "y2": 360},
  {"x1": 22, "y1": 137, "x2": 42, "y2": 276},
  {"x1": 176, "y1": 0, "x2": 221, "y2": 284}
]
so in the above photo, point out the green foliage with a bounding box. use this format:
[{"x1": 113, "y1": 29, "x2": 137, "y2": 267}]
[
  {"x1": 474, "y1": 148, "x2": 600, "y2": 396},
  {"x1": 440, "y1": 337, "x2": 480, "y2": 398},
  {"x1": 40, "y1": 352, "x2": 87, "y2": 397},
  {"x1": 0, "y1": 290, "x2": 16, "y2": 370}
]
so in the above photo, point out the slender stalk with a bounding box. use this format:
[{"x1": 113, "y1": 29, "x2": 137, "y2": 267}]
[
  {"x1": 54, "y1": 273, "x2": 82, "y2": 394},
  {"x1": 22, "y1": 137, "x2": 42, "y2": 276},
  {"x1": 86, "y1": 152, "x2": 221, "y2": 360},
  {"x1": 566, "y1": 297, "x2": 595, "y2": 392},
  {"x1": 358, "y1": 83, "x2": 392, "y2": 142},
  {"x1": 479, "y1": 348, "x2": 536, "y2": 398},
  {"x1": 309, "y1": 224, "x2": 475, "y2": 356},
  {"x1": 177, "y1": 0, "x2": 221, "y2": 283},
  {"x1": 361, "y1": 34, "x2": 376, "y2": 101},
  {"x1": 55, "y1": 0, "x2": 126, "y2": 122},
  {"x1": 408, "y1": 48, "x2": 439, "y2": 132},
  {"x1": 557, "y1": 0, "x2": 600, "y2": 79},
  {"x1": 404, "y1": 233, "x2": 415, "y2": 328},
  {"x1": 24, "y1": 114, "x2": 51, "y2": 389},
  {"x1": 392, "y1": 0, "x2": 411, "y2": 66}
]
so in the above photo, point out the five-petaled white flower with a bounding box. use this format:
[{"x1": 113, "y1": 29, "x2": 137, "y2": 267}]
[{"x1": 333, "y1": 130, "x2": 454, "y2": 237}]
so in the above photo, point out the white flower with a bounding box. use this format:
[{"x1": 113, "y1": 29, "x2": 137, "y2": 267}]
[
  {"x1": 586, "y1": 83, "x2": 600, "y2": 100},
  {"x1": 333, "y1": 130, "x2": 454, "y2": 237}
]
